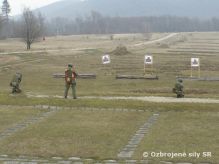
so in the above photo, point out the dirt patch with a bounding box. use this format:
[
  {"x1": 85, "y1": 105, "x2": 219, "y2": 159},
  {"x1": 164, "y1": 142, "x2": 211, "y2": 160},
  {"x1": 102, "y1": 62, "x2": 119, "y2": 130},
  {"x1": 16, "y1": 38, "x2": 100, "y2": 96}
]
[{"x1": 111, "y1": 45, "x2": 130, "y2": 56}]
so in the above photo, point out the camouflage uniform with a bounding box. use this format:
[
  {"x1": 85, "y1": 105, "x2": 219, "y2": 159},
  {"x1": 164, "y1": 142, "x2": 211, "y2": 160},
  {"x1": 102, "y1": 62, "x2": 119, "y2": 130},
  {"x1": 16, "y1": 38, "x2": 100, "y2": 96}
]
[
  {"x1": 173, "y1": 79, "x2": 184, "y2": 98},
  {"x1": 64, "y1": 64, "x2": 78, "y2": 99},
  {"x1": 10, "y1": 72, "x2": 22, "y2": 94}
]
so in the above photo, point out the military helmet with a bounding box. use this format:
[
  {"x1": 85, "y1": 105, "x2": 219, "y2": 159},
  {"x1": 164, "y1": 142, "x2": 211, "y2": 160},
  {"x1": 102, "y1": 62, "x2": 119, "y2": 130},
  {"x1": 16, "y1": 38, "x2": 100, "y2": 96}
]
[
  {"x1": 178, "y1": 78, "x2": 183, "y2": 83},
  {"x1": 16, "y1": 72, "x2": 22, "y2": 76},
  {"x1": 68, "y1": 64, "x2": 73, "y2": 68}
]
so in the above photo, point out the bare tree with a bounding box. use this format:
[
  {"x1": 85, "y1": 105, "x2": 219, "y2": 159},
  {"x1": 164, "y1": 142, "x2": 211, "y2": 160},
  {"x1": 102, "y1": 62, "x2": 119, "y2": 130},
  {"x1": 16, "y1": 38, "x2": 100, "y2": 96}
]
[
  {"x1": 37, "y1": 12, "x2": 45, "y2": 36},
  {"x1": 2, "y1": 0, "x2": 10, "y2": 20},
  {"x1": 21, "y1": 8, "x2": 44, "y2": 50},
  {"x1": 1, "y1": 0, "x2": 11, "y2": 38},
  {"x1": 0, "y1": 16, "x2": 3, "y2": 31}
]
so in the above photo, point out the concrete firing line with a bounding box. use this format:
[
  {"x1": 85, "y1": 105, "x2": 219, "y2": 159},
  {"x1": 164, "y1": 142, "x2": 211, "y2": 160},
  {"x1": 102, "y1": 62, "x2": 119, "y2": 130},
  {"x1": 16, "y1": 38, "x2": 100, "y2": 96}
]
[
  {"x1": 0, "y1": 108, "x2": 59, "y2": 141},
  {"x1": 118, "y1": 113, "x2": 160, "y2": 158}
]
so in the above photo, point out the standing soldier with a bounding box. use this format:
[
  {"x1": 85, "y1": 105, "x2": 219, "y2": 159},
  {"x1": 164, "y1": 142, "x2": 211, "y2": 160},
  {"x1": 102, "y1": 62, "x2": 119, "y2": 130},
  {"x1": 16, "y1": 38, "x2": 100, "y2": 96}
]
[
  {"x1": 173, "y1": 78, "x2": 184, "y2": 98},
  {"x1": 10, "y1": 72, "x2": 22, "y2": 94},
  {"x1": 64, "y1": 64, "x2": 78, "y2": 99}
]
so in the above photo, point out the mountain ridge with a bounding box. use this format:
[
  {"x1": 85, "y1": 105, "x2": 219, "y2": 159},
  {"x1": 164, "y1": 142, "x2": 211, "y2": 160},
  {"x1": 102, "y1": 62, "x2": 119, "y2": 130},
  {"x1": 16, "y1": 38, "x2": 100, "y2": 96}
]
[{"x1": 35, "y1": 0, "x2": 219, "y2": 20}]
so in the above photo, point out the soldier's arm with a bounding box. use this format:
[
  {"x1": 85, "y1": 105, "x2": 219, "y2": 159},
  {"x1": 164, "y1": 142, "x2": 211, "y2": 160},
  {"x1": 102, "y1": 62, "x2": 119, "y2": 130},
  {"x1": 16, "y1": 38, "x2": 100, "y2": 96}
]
[
  {"x1": 73, "y1": 71, "x2": 78, "y2": 77},
  {"x1": 65, "y1": 69, "x2": 68, "y2": 82},
  {"x1": 18, "y1": 74, "x2": 22, "y2": 82},
  {"x1": 20, "y1": 74, "x2": 22, "y2": 82}
]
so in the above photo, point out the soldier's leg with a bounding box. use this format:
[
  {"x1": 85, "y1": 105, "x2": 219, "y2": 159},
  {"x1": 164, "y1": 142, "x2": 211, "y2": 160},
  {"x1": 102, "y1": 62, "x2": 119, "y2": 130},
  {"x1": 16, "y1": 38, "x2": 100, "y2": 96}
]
[
  {"x1": 181, "y1": 92, "x2": 184, "y2": 98},
  {"x1": 16, "y1": 88, "x2": 22, "y2": 93},
  {"x1": 64, "y1": 83, "x2": 70, "y2": 98},
  {"x1": 176, "y1": 91, "x2": 181, "y2": 98},
  {"x1": 12, "y1": 87, "x2": 16, "y2": 93},
  {"x1": 177, "y1": 91, "x2": 184, "y2": 98},
  {"x1": 16, "y1": 84, "x2": 22, "y2": 93},
  {"x1": 72, "y1": 82, "x2": 77, "y2": 99},
  {"x1": 11, "y1": 82, "x2": 17, "y2": 93}
]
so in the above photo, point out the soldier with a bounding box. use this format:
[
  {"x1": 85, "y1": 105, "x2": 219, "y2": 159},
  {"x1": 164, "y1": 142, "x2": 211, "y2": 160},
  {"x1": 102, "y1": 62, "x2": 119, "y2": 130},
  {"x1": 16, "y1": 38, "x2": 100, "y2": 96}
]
[
  {"x1": 10, "y1": 72, "x2": 22, "y2": 94},
  {"x1": 173, "y1": 78, "x2": 184, "y2": 98},
  {"x1": 64, "y1": 64, "x2": 78, "y2": 99}
]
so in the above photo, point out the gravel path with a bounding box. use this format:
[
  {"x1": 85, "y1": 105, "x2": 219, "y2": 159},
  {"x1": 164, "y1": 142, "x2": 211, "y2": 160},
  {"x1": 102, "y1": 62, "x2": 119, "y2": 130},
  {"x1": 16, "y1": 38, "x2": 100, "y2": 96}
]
[
  {"x1": 26, "y1": 93, "x2": 219, "y2": 104},
  {"x1": 84, "y1": 96, "x2": 219, "y2": 104},
  {"x1": 133, "y1": 33, "x2": 178, "y2": 46}
]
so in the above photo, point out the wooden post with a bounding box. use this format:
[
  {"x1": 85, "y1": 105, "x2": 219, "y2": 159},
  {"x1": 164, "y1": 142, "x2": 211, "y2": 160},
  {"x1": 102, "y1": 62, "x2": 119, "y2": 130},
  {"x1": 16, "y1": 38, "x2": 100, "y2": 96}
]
[
  {"x1": 198, "y1": 64, "x2": 201, "y2": 78},
  {"x1": 151, "y1": 63, "x2": 153, "y2": 75}
]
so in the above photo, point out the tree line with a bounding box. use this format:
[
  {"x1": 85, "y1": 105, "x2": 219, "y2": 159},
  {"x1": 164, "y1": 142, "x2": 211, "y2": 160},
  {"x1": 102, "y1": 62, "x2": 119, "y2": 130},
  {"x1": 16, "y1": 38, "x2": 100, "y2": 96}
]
[
  {"x1": 3, "y1": 10, "x2": 219, "y2": 38},
  {"x1": 1, "y1": 0, "x2": 219, "y2": 49},
  {"x1": 45, "y1": 11, "x2": 219, "y2": 35}
]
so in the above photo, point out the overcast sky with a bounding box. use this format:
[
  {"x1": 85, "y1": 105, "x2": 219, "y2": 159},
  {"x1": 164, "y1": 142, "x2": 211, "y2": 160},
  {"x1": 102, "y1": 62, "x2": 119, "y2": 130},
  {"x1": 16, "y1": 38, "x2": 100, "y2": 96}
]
[{"x1": 1, "y1": 0, "x2": 61, "y2": 15}]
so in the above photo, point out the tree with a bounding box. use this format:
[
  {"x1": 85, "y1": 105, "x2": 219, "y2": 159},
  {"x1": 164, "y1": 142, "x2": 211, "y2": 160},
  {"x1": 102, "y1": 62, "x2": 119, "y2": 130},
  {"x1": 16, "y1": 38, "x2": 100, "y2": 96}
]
[
  {"x1": 1, "y1": 0, "x2": 11, "y2": 21},
  {"x1": 21, "y1": 8, "x2": 44, "y2": 50},
  {"x1": 37, "y1": 12, "x2": 45, "y2": 36},
  {"x1": 0, "y1": 16, "x2": 3, "y2": 30},
  {"x1": 1, "y1": 0, "x2": 11, "y2": 37}
]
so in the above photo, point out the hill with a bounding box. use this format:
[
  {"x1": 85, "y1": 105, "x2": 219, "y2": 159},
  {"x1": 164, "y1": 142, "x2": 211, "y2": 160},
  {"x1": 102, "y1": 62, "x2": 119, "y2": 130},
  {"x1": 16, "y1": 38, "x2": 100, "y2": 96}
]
[{"x1": 35, "y1": 0, "x2": 219, "y2": 20}]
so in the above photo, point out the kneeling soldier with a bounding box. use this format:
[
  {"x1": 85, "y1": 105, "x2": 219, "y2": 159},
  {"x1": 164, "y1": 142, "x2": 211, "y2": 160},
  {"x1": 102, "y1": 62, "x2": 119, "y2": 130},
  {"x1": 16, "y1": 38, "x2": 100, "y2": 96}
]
[
  {"x1": 173, "y1": 79, "x2": 184, "y2": 98},
  {"x1": 10, "y1": 72, "x2": 22, "y2": 94},
  {"x1": 64, "y1": 64, "x2": 78, "y2": 99}
]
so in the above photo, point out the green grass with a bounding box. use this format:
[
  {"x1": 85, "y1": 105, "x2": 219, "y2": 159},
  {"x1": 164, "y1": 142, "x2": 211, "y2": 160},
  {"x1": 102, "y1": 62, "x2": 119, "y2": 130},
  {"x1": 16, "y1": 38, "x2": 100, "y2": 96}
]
[
  {"x1": 133, "y1": 110, "x2": 219, "y2": 163},
  {"x1": 0, "y1": 107, "x2": 43, "y2": 133},
  {"x1": 0, "y1": 109, "x2": 151, "y2": 159},
  {"x1": 0, "y1": 100, "x2": 218, "y2": 163},
  {"x1": 0, "y1": 95, "x2": 218, "y2": 162}
]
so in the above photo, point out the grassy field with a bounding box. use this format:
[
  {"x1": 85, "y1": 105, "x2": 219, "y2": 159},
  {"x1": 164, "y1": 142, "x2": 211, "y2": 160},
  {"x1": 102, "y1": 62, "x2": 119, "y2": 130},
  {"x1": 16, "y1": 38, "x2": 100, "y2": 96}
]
[
  {"x1": 0, "y1": 107, "x2": 43, "y2": 133},
  {"x1": 0, "y1": 109, "x2": 151, "y2": 159},
  {"x1": 0, "y1": 32, "x2": 218, "y2": 163},
  {"x1": 134, "y1": 110, "x2": 219, "y2": 163},
  {"x1": 0, "y1": 101, "x2": 218, "y2": 162}
]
